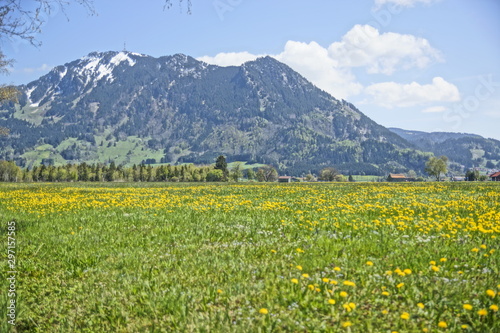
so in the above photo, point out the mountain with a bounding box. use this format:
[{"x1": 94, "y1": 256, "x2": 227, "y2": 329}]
[
  {"x1": 0, "y1": 51, "x2": 431, "y2": 175},
  {"x1": 389, "y1": 128, "x2": 500, "y2": 170}
]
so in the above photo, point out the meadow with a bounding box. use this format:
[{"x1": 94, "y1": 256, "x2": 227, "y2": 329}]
[{"x1": 0, "y1": 182, "x2": 499, "y2": 332}]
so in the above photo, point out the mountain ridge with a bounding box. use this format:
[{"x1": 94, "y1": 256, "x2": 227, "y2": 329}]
[
  {"x1": 1, "y1": 50, "x2": 496, "y2": 175},
  {"x1": 389, "y1": 128, "x2": 500, "y2": 170}
]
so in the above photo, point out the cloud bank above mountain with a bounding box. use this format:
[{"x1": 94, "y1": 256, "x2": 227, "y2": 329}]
[{"x1": 198, "y1": 24, "x2": 457, "y2": 108}]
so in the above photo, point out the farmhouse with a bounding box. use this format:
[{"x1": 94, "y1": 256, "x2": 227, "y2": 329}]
[
  {"x1": 387, "y1": 174, "x2": 408, "y2": 182},
  {"x1": 490, "y1": 171, "x2": 500, "y2": 181},
  {"x1": 278, "y1": 176, "x2": 292, "y2": 183}
]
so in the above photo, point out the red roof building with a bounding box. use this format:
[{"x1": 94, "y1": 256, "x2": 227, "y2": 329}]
[
  {"x1": 278, "y1": 176, "x2": 292, "y2": 183},
  {"x1": 387, "y1": 174, "x2": 407, "y2": 182},
  {"x1": 490, "y1": 171, "x2": 500, "y2": 181}
]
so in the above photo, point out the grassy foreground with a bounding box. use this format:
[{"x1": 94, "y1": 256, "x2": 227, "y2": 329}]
[{"x1": 1, "y1": 182, "x2": 499, "y2": 332}]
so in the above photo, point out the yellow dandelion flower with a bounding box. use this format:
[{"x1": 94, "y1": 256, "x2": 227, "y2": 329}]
[
  {"x1": 341, "y1": 321, "x2": 352, "y2": 328},
  {"x1": 471, "y1": 248, "x2": 479, "y2": 252},
  {"x1": 438, "y1": 321, "x2": 447, "y2": 328},
  {"x1": 296, "y1": 248, "x2": 305, "y2": 253},
  {"x1": 334, "y1": 266, "x2": 341, "y2": 271},
  {"x1": 343, "y1": 280, "x2": 356, "y2": 287},
  {"x1": 463, "y1": 304, "x2": 473, "y2": 310},
  {"x1": 315, "y1": 288, "x2": 321, "y2": 292},
  {"x1": 271, "y1": 249, "x2": 277, "y2": 253},
  {"x1": 404, "y1": 269, "x2": 412, "y2": 275},
  {"x1": 339, "y1": 291, "x2": 348, "y2": 298},
  {"x1": 366, "y1": 261, "x2": 374, "y2": 266},
  {"x1": 480, "y1": 244, "x2": 487, "y2": 249},
  {"x1": 291, "y1": 278, "x2": 299, "y2": 284},
  {"x1": 417, "y1": 303, "x2": 425, "y2": 309},
  {"x1": 382, "y1": 291, "x2": 390, "y2": 296},
  {"x1": 308, "y1": 284, "x2": 315, "y2": 290},
  {"x1": 322, "y1": 277, "x2": 329, "y2": 283},
  {"x1": 328, "y1": 299, "x2": 336, "y2": 305},
  {"x1": 477, "y1": 309, "x2": 488, "y2": 316},
  {"x1": 217, "y1": 289, "x2": 223, "y2": 294},
  {"x1": 329, "y1": 280, "x2": 338, "y2": 285},
  {"x1": 70, "y1": 231, "x2": 75, "y2": 235},
  {"x1": 431, "y1": 265, "x2": 440, "y2": 272},
  {"x1": 490, "y1": 304, "x2": 498, "y2": 312},
  {"x1": 486, "y1": 289, "x2": 496, "y2": 298},
  {"x1": 385, "y1": 270, "x2": 393, "y2": 275},
  {"x1": 400, "y1": 312, "x2": 410, "y2": 320},
  {"x1": 430, "y1": 261, "x2": 436, "y2": 265},
  {"x1": 296, "y1": 265, "x2": 303, "y2": 270},
  {"x1": 461, "y1": 325, "x2": 468, "y2": 329},
  {"x1": 348, "y1": 302, "x2": 356, "y2": 310},
  {"x1": 302, "y1": 273, "x2": 310, "y2": 279},
  {"x1": 259, "y1": 308, "x2": 268, "y2": 315},
  {"x1": 382, "y1": 310, "x2": 389, "y2": 315},
  {"x1": 397, "y1": 283, "x2": 404, "y2": 289},
  {"x1": 440, "y1": 258, "x2": 447, "y2": 262}
]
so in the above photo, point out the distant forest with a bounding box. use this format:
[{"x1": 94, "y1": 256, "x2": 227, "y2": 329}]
[{"x1": 0, "y1": 160, "x2": 279, "y2": 183}]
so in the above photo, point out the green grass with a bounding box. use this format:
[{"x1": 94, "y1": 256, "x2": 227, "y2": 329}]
[
  {"x1": 0, "y1": 182, "x2": 499, "y2": 332},
  {"x1": 350, "y1": 175, "x2": 380, "y2": 182},
  {"x1": 226, "y1": 161, "x2": 267, "y2": 170}
]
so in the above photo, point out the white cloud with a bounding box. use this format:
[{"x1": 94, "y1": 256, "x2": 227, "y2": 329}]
[
  {"x1": 364, "y1": 77, "x2": 461, "y2": 108},
  {"x1": 374, "y1": 0, "x2": 440, "y2": 9},
  {"x1": 328, "y1": 24, "x2": 443, "y2": 75},
  {"x1": 22, "y1": 64, "x2": 51, "y2": 74},
  {"x1": 274, "y1": 41, "x2": 363, "y2": 99},
  {"x1": 198, "y1": 52, "x2": 262, "y2": 67},
  {"x1": 198, "y1": 25, "x2": 444, "y2": 100},
  {"x1": 421, "y1": 106, "x2": 448, "y2": 113},
  {"x1": 198, "y1": 42, "x2": 362, "y2": 99}
]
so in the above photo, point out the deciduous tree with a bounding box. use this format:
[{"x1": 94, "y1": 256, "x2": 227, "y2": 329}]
[
  {"x1": 318, "y1": 167, "x2": 342, "y2": 181},
  {"x1": 425, "y1": 156, "x2": 448, "y2": 181},
  {"x1": 256, "y1": 165, "x2": 278, "y2": 182},
  {"x1": 230, "y1": 162, "x2": 243, "y2": 182}
]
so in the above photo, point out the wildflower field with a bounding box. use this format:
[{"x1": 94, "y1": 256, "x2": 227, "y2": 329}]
[{"x1": 1, "y1": 182, "x2": 499, "y2": 332}]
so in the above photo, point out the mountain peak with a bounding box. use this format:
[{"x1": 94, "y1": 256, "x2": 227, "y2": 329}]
[
  {"x1": 244, "y1": 56, "x2": 289, "y2": 69},
  {"x1": 0, "y1": 50, "x2": 451, "y2": 174}
]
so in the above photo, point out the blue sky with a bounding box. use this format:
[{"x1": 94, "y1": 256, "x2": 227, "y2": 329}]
[{"x1": 2, "y1": 0, "x2": 500, "y2": 139}]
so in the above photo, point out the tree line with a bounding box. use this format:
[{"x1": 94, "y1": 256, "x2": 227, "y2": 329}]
[{"x1": 0, "y1": 156, "x2": 282, "y2": 183}]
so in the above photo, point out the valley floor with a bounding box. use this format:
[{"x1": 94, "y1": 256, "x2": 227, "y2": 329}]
[{"x1": 1, "y1": 182, "x2": 499, "y2": 332}]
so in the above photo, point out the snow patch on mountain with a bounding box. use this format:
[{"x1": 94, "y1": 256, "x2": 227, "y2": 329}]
[
  {"x1": 25, "y1": 86, "x2": 37, "y2": 106},
  {"x1": 58, "y1": 67, "x2": 68, "y2": 80},
  {"x1": 80, "y1": 51, "x2": 136, "y2": 84},
  {"x1": 110, "y1": 52, "x2": 136, "y2": 67}
]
